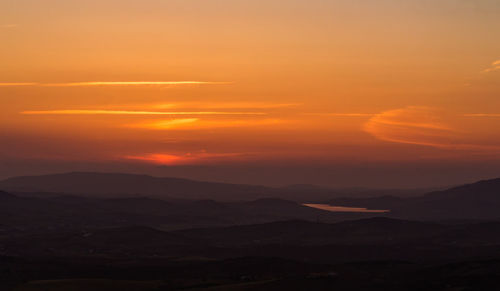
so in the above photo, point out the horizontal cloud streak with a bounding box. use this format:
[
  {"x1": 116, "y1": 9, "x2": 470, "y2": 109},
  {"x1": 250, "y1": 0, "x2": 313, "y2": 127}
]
[
  {"x1": 129, "y1": 118, "x2": 284, "y2": 130},
  {"x1": 124, "y1": 153, "x2": 185, "y2": 165},
  {"x1": 129, "y1": 118, "x2": 199, "y2": 129},
  {"x1": 1, "y1": 81, "x2": 230, "y2": 87},
  {"x1": 0, "y1": 24, "x2": 17, "y2": 28},
  {"x1": 42, "y1": 81, "x2": 231, "y2": 87},
  {"x1": 124, "y1": 152, "x2": 249, "y2": 165},
  {"x1": 304, "y1": 113, "x2": 375, "y2": 117},
  {"x1": 155, "y1": 102, "x2": 300, "y2": 109},
  {"x1": 482, "y1": 60, "x2": 500, "y2": 73},
  {"x1": 464, "y1": 113, "x2": 500, "y2": 117},
  {"x1": 0, "y1": 83, "x2": 38, "y2": 86},
  {"x1": 21, "y1": 110, "x2": 265, "y2": 116},
  {"x1": 364, "y1": 107, "x2": 500, "y2": 152}
]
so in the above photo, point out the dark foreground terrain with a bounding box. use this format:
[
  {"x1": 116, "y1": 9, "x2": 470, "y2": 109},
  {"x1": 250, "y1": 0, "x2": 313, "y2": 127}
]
[
  {"x1": 3, "y1": 173, "x2": 500, "y2": 290},
  {"x1": 6, "y1": 256, "x2": 500, "y2": 291},
  {"x1": 4, "y1": 216, "x2": 500, "y2": 290}
]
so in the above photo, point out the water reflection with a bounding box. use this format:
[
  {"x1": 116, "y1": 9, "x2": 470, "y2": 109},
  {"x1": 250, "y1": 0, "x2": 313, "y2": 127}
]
[{"x1": 303, "y1": 203, "x2": 390, "y2": 213}]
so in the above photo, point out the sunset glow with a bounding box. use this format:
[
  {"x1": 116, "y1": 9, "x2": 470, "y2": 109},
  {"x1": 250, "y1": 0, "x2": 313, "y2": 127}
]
[
  {"x1": 2, "y1": 0, "x2": 500, "y2": 188},
  {"x1": 129, "y1": 118, "x2": 285, "y2": 130},
  {"x1": 5, "y1": 3, "x2": 500, "y2": 289},
  {"x1": 21, "y1": 110, "x2": 266, "y2": 116},
  {"x1": 124, "y1": 152, "x2": 250, "y2": 165},
  {"x1": 0, "y1": 83, "x2": 38, "y2": 86},
  {"x1": 42, "y1": 81, "x2": 232, "y2": 87}
]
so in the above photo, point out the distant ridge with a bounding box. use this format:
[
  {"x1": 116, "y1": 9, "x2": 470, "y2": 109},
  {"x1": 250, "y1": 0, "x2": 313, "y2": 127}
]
[
  {"x1": 0, "y1": 172, "x2": 433, "y2": 202},
  {"x1": 403, "y1": 177, "x2": 500, "y2": 219},
  {"x1": 328, "y1": 177, "x2": 500, "y2": 220},
  {"x1": 0, "y1": 172, "x2": 270, "y2": 201},
  {"x1": 422, "y1": 177, "x2": 500, "y2": 200}
]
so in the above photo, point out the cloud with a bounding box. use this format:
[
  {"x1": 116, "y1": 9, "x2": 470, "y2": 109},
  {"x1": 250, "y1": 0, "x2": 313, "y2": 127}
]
[
  {"x1": 464, "y1": 113, "x2": 500, "y2": 117},
  {"x1": 0, "y1": 83, "x2": 38, "y2": 86},
  {"x1": 304, "y1": 113, "x2": 375, "y2": 117},
  {"x1": 42, "y1": 81, "x2": 231, "y2": 87},
  {"x1": 128, "y1": 118, "x2": 285, "y2": 130},
  {"x1": 124, "y1": 154, "x2": 186, "y2": 165},
  {"x1": 0, "y1": 81, "x2": 231, "y2": 87},
  {"x1": 363, "y1": 106, "x2": 500, "y2": 152},
  {"x1": 0, "y1": 24, "x2": 17, "y2": 28},
  {"x1": 21, "y1": 110, "x2": 265, "y2": 116},
  {"x1": 364, "y1": 106, "x2": 457, "y2": 148},
  {"x1": 482, "y1": 60, "x2": 500, "y2": 73},
  {"x1": 155, "y1": 102, "x2": 300, "y2": 110},
  {"x1": 129, "y1": 118, "x2": 199, "y2": 129},
  {"x1": 124, "y1": 152, "x2": 250, "y2": 165}
]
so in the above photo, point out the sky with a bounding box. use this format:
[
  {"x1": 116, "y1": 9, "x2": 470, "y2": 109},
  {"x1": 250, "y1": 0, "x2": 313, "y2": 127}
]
[{"x1": 1, "y1": 0, "x2": 500, "y2": 188}]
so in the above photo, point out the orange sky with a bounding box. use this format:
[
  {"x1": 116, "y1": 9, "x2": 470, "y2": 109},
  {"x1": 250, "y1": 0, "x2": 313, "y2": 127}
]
[{"x1": 1, "y1": 0, "x2": 500, "y2": 187}]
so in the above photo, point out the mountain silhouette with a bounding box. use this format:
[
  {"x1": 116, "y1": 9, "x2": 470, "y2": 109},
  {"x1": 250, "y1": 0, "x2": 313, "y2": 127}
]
[
  {"x1": 329, "y1": 177, "x2": 500, "y2": 220},
  {"x1": 0, "y1": 172, "x2": 270, "y2": 201},
  {"x1": 0, "y1": 172, "x2": 424, "y2": 202}
]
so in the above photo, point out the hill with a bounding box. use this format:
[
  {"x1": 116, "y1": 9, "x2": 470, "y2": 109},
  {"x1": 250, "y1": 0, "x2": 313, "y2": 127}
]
[
  {"x1": 0, "y1": 191, "x2": 378, "y2": 233},
  {"x1": 328, "y1": 177, "x2": 500, "y2": 220},
  {"x1": 0, "y1": 172, "x2": 426, "y2": 202},
  {"x1": 0, "y1": 172, "x2": 270, "y2": 201}
]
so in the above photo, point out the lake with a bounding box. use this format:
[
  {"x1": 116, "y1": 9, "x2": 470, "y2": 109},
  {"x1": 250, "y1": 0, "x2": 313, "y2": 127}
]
[{"x1": 303, "y1": 203, "x2": 390, "y2": 213}]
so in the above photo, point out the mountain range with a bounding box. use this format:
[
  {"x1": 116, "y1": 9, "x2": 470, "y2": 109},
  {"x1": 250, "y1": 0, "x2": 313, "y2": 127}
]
[
  {"x1": 4, "y1": 173, "x2": 500, "y2": 290},
  {"x1": 0, "y1": 172, "x2": 430, "y2": 201}
]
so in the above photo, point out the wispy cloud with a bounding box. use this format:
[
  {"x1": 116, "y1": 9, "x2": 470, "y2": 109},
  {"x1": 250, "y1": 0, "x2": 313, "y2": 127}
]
[
  {"x1": 482, "y1": 60, "x2": 500, "y2": 73},
  {"x1": 0, "y1": 83, "x2": 38, "y2": 86},
  {"x1": 0, "y1": 24, "x2": 17, "y2": 28},
  {"x1": 364, "y1": 107, "x2": 449, "y2": 147},
  {"x1": 0, "y1": 81, "x2": 231, "y2": 87},
  {"x1": 363, "y1": 106, "x2": 500, "y2": 151},
  {"x1": 155, "y1": 102, "x2": 300, "y2": 110},
  {"x1": 464, "y1": 113, "x2": 500, "y2": 117},
  {"x1": 304, "y1": 113, "x2": 375, "y2": 117},
  {"x1": 124, "y1": 152, "x2": 250, "y2": 165},
  {"x1": 128, "y1": 118, "x2": 284, "y2": 130},
  {"x1": 21, "y1": 110, "x2": 265, "y2": 116},
  {"x1": 42, "y1": 81, "x2": 232, "y2": 87},
  {"x1": 125, "y1": 153, "x2": 186, "y2": 165},
  {"x1": 129, "y1": 118, "x2": 199, "y2": 129}
]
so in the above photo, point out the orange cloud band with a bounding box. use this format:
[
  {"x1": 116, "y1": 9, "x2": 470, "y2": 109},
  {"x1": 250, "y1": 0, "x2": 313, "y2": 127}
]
[
  {"x1": 1, "y1": 81, "x2": 231, "y2": 87},
  {"x1": 21, "y1": 110, "x2": 266, "y2": 116},
  {"x1": 0, "y1": 83, "x2": 38, "y2": 86},
  {"x1": 364, "y1": 106, "x2": 500, "y2": 152},
  {"x1": 129, "y1": 118, "x2": 284, "y2": 130},
  {"x1": 124, "y1": 152, "x2": 250, "y2": 165},
  {"x1": 42, "y1": 81, "x2": 232, "y2": 87},
  {"x1": 155, "y1": 102, "x2": 300, "y2": 109}
]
